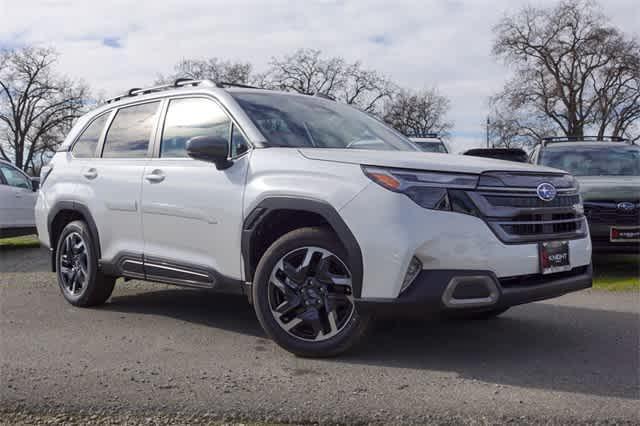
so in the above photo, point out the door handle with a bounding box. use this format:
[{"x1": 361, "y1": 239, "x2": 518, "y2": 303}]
[
  {"x1": 144, "y1": 170, "x2": 165, "y2": 183},
  {"x1": 83, "y1": 168, "x2": 98, "y2": 180}
]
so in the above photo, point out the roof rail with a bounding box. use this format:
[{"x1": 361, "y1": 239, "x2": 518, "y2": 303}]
[
  {"x1": 542, "y1": 136, "x2": 629, "y2": 146},
  {"x1": 415, "y1": 133, "x2": 439, "y2": 139},
  {"x1": 314, "y1": 92, "x2": 336, "y2": 101},
  {"x1": 103, "y1": 78, "x2": 218, "y2": 104},
  {"x1": 217, "y1": 81, "x2": 262, "y2": 89}
]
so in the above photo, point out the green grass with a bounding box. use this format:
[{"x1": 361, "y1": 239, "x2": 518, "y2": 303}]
[
  {"x1": 0, "y1": 235, "x2": 40, "y2": 249},
  {"x1": 592, "y1": 254, "x2": 639, "y2": 291}
]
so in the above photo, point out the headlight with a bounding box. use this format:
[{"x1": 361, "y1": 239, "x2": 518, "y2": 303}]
[{"x1": 362, "y1": 166, "x2": 479, "y2": 211}]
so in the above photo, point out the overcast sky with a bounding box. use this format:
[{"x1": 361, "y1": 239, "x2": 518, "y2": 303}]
[{"x1": 1, "y1": 0, "x2": 638, "y2": 152}]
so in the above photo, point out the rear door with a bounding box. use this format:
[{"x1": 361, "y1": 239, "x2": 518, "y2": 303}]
[
  {"x1": 0, "y1": 162, "x2": 37, "y2": 229},
  {"x1": 140, "y1": 96, "x2": 250, "y2": 284},
  {"x1": 77, "y1": 100, "x2": 161, "y2": 266}
]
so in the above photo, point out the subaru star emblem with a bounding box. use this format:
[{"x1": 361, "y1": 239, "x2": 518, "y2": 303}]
[
  {"x1": 617, "y1": 202, "x2": 636, "y2": 212},
  {"x1": 536, "y1": 182, "x2": 557, "y2": 202}
]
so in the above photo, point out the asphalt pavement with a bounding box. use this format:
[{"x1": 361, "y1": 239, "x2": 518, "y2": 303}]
[{"x1": 1, "y1": 247, "x2": 639, "y2": 424}]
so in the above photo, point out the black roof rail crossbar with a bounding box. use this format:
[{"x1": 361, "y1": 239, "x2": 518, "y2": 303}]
[
  {"x1": 542, "y1": 136, "x2": 629, "y2": 145},
  {"x1": 314, "y1": 92, "x2": 336, "y2": 101},
  {"x1": 217, "y1": 81, "x2": 262, "y2": 89},
  {"x1": 104, "y1": 78, "x2": 217, "y2": 104}
]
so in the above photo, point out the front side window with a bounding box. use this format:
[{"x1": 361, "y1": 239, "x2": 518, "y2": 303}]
[
  {"x1": 72, "y1": 114, "x2": 109, "y2": 158},
  {"x1": 539, "y1": 146, "x2": 640, "y2": 176},
  {"x1": 0, "y1": 163, "x2": 31, "y2": 190},
  {"x1": 102, "y1": 101, "x2": 160, "y2": 158},
  {"x1": 231, "y1": 92, "x2": 417, "y2": 151},
  {"x1": 161, "y1": 98, "x2": 231, "y2": 158}
]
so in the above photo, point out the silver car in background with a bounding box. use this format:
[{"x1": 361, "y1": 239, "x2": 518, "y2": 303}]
[
  {"x1": 0, "y1": 159, "x2": 38, "y2": 238},
  {"x1": 409, "y1": 135, "x2": 449, "y2": 153}
]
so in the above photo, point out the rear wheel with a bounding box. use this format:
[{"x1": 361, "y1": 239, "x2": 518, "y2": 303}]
[
  {"x1": 252, "y1": 227, "x2": 370, "y2": 357},
  {"x1": 56, "y1": 220, "x2": 115, "y2": 307}
]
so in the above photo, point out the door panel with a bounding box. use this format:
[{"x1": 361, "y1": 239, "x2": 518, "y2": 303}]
[
  {"x1": 77, "y1": 159, "x2": 148, "y2": 261},
  {"x1": 0, "y1": 184, "x2": 20, "y2": 227},
  {"x1": 141, "y1": 155, "x2": 250, "y2": 279},
  {"x1": 76, "y1": 100, "x2": 161, "y2": 262},
  {"x1": 10, "y1": 186, "x2": 37, "y2": 227},
  {"x1": 141, "y1": 96, "x2": 250, "y2": 281},
  {"x1": 0, "y1": 164, "x2": 36, "y2": 228}
]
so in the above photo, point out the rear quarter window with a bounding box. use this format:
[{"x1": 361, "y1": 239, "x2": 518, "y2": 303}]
[
  {"x1": 102, "y1": 101, "x2": 160, "y2": 158},
  {"x1": 72, "y1": 114, "x2": 109, "y2": 158}
]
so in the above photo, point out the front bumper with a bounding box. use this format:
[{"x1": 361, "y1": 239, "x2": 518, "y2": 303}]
[
  {"x1": 339, "y1": 183, "x2": 592, "y2": 299},
  {"x1": 589, "y1": 223, "x2": 640, "y2": 253},
  {"x1": 355, "y1": 264, "x2": 592, "y2": 316}
]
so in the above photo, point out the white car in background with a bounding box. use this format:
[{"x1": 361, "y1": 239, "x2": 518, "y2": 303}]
[
  {"x1": 409, "y1": 135, "x2": 449, "y2": 153},
  {"x1": 0, "y1": 159, "x2": 38, "y2": 238}
]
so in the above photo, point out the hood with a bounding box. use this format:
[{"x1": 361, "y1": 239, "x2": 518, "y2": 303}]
[
  {"x1": 299, "y1": 149, "x2": 564, "y2": 175},
  {"x1": 577, "y1": 176, "x2": 640, "y2": 201}
]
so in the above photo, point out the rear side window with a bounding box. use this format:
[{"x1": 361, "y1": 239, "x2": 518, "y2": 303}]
[
  {"x1": 102, "y1": 101, "x2": 160, "y2": 158},
  {"x1": 72, "y1": 114, "x2": 109, "y2": 158},
  {"x1": 161, "y1": 98, "x2": 231, "y2": 158}
]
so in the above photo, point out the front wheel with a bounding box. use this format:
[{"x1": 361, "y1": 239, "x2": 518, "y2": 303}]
[{"x1": 252, "y1": 227, "x2": 370, "y2": 357}]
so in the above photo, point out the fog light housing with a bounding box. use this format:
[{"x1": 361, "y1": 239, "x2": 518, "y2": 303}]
[{"x1": 400, "y1": 256, "x2": 422, "y2": 294}]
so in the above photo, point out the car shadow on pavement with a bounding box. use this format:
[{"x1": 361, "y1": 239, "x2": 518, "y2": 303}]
[
  {"x1": 345, "y1": 303, "x2": 640, "y2": 400},
  {"x1": 102, "y1": 287, "x2": 638, "y2": 400},
  {"x1": 104, "y1": 288, "x2": 267, "y2": 339}
]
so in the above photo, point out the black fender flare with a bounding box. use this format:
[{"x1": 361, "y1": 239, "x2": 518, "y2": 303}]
[
  {"x1": 47, "y1": 201, "x2": 102, "y2": 271},
  {"x1": 241, "y1": 197, "x2": 364, "y2": 298}
]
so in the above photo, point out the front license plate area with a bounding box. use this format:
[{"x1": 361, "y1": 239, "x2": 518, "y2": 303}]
[
  {"x1": 539, "y1": 241, "x2": 571, "y2": 275},
  {"x1": 610, "y1": 226, "x2": 640, "y2": 242}
]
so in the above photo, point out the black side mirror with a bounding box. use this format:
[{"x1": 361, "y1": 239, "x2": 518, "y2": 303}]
[
  {"x1": 186, "y1": 136, "x2": 232, "y2": 170},
  {"x1": 31, "y1": 177, "x2": 40, "y2": 191}
]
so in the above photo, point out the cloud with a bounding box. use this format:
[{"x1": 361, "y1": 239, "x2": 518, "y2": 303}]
[{"x1": 1, "y1": 0, "x2": 637, "y2": 148}]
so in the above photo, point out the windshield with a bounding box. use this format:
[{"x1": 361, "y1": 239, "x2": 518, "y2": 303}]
[
  {"x1": 415, "y1": 141, "x2": 447, "y2": 153},
  {"x1": 539, "y1": 145, "x2": 640, "y2": 176},
  {"x1": 231, "y1": 92, "x2": 417, "y2": 151}
]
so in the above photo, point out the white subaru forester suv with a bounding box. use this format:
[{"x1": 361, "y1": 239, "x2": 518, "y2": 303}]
[{"x1": 35, "y1": 79, "x2": 592, "y2": 357}]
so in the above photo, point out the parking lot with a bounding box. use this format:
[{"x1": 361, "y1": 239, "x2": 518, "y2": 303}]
[{"x1": 1, "y1": 246, "x2": 639, "y2": 424}]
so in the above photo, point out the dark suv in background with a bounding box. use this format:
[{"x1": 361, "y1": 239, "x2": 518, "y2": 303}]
[{"x1": 530, "y1": 137, "x2": 640, "y2": 253}]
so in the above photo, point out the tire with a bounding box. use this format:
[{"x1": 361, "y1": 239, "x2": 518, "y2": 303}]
[
  {"x1": 252, "y1": 227, "x2": 370, "y2": 357},
  {"x1": 55, "y1": 220, "x2": 116, "y2": 307}
]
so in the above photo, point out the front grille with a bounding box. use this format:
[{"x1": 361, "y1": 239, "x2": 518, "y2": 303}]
[
  {"x1": 468, "y1": 173, "x2": 587, "y2": 244},
  {"x1": 499, "y1": 213, "x2": 582, "y2": 236},
  {"x1": 584, "y1": 201, "x2": 640, "y2": 226},
  {"x1": 485, "y1": 194, "x2": 580, "y2": 208}
]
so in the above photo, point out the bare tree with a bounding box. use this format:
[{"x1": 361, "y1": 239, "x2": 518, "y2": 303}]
[
  {"x1": 156, "y1": 58, "x2": 253, "y2": 85},
  {"x1": 341, "y1": 63, "x2": 396, "y2": 113},
  {"x1": 264, "y1": 49, "x2": 395, "y2": 114},
  {"x1": 488, "y1": 106, "x2": 557, "y2": 148},
  {"x1": 266, "y1": 49, "x2": 346, "y2": 95},
  {"x1": 592, "y1": 38, "x2": 640, "y2": 140},
  {"x1": 0, "y1": 47, "x2": 88, "y2": 173},
  {"x1": 382, "y1": 88, "x2": 453, "y2": 138},
  {"x1": 492, "y1": 0, "x2": 639, "y2": 140}
]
